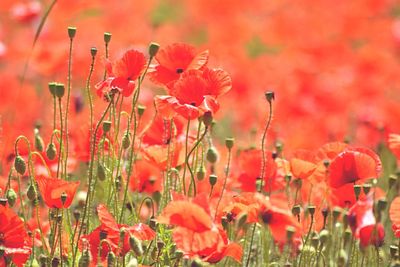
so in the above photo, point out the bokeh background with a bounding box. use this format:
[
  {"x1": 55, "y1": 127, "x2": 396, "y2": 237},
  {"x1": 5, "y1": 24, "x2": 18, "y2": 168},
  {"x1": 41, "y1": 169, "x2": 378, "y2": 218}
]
[{"x1": 1, "y1": 0, "x2": 400, "y2": 160}]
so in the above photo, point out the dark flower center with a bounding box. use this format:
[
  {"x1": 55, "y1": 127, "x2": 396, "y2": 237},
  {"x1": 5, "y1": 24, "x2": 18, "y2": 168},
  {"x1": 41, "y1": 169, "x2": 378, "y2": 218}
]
[{"x1": 176, "y1": 68, "x2": 184, "y2": 74}]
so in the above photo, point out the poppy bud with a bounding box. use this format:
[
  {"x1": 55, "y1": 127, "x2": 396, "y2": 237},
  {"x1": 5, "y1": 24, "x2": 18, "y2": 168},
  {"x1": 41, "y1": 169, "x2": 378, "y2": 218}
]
[
  {"x1": 103, "y1": 121, "x2": 112, "y2": 133},
  {"x1": 78, "y1": 250, "x2": 90, "y2": 267},
  {"x1": 157, "y1": 240, "x2": 165, "y2": 250},
  {"x1": 104, "y1": 32, "x2": 112, "y2": 43},
  {"x1": 209, "y1": 174, "x2": 217, "y2": 186},
  {"x1": 286, "y1": 226, "x2": 295, "y2": 242},
  {"x1": 292, "y1": 205, "x2": 301, "y2": 216},
  {"x1": 389, "y1": 174, "x2": 398, "y2": 188},
  {"x1": 137, "y1": 105, "x2": 146, "y2": 116},
  {"x1": 129, "y1": 235, "x2": 143, "y2": 257},
  {"x1": 196, "y1": 165, "x2": 206, "y2": 181},
  {"x1": 206, "y1": 147, "x2": 218, "y2": 163},
  {"x1": 6, "y1": 189, "x2": 17, "y2": 207},
  {"x1": 55, "y1": 83, "x2": 65, "y2": 98},
  {"x1": 202, "y1": 111, "x2": 213, "y2": 127},
  {"x1": 48, "y1": 82, "x2": 57, "y2": 97},
  {"x1": 46, "y1": 143, "x2": 57, "y2": 160},
  {"x1": 67, "y1": 26, "x2": 76, "y2": 39},
  {"x1": 51, "y1": 256, "x2": 60, "y2": 267},
  {"x1": 265, "y1": 91, "x2": 275, "y2": 103},
  {"x1": 90, "y1": 47, "x2": 97, "y2": 57},
  {"x1": 14, "y1": 155, "x2": 26, "y2": 175},
  {"x1": 338, "y1": 249, "x2": 348, "y2": 266},
  {"x1": 319, "y1": 229, "x2": 329, "y2": 244},
  {"x1": 107, "y1": 252, "x2": 115, "y2": 267},
  {"x1": 225, "y1": 137, "x2": 234, "y2": 150},
  {"x1": 390, "y1": 245, "x2": 398, "y2": 259},
  {"x1": 363, "y1": 184, "x2": 372, "y2": 195},
  {"x1": 34, "y1": 129, "x2": 44, "y2": 152},
  {"x1": 149, "y1": 216, "x2": 157, "y2": 230},
  {"x1": 353, "y1": 184, "x2": 362, "y2": 200},
  {"x1": 149, "y1": 42, "x2": 160, "y2": 58},
  {"x1": 27, "y1": 184, "x2": 37, "y2": 201},
  {"x1": 122, "y1": 132, "x2": 131, "y2": 149},
  {"x1": 97, "y1": 164, "x2": 107, "y2": 181}
]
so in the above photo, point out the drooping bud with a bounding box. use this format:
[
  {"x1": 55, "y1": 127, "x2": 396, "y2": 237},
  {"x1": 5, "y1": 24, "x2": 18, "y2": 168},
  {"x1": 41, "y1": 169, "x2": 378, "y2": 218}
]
[
  {"x1": 46, "y1": 143, "x2": 57, "y2": 160},
  {"x1": 34, "y1": 129, "x2": 45, "y2": 152},
  {"x1": 149, "y1": 42, "x2": 160, "y2": 58},
  {"x1": 14, "y1": 155, "x2": 26, "y2": 175},
  {"x1": 122, "y1": 132, "x2": 131, "y2": 149},
  {"x1": 6, "y1": 189, "x2": 17, "y2": 207},
  {"x1": 206, "y1": 147, "x2": 218, "y2": 163},
  {"x1": 27, "y1": 184, "x2": 37, "y2": 201},
  {"x1": 196, "y1": 165, "x2": 206, "y2": 181},
  {"x1": 202, "y1": 111, "x2": 213, "y2": 127},
  {"x1": 67, "y1": 26, "x2": 77, "y2": 39},
  {"x1": 129, "y1": 235, "x2": 143, "y2": 257}
]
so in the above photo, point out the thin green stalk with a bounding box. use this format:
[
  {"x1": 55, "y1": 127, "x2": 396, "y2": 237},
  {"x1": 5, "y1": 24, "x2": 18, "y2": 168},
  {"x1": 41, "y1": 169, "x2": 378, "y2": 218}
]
[{"x1": 214, "y1": 145, "x2": 232, "y2": 219}]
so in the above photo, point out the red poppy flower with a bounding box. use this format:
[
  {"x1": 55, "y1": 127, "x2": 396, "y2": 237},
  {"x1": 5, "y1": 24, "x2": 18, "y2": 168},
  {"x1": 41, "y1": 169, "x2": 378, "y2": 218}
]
[
  {"x1": 155, "y1": 68, "x2": 231, "y2": 120},
  {"x1": 149, "y1": 43, "x2": 209, "y2": 86},
  {"x1": 0, "y1": 205, "x2": 31, "y2": 267},
  {"x1": 35, "y1": 175, "x2": 80, "y2": 208},
  {"x1": 328, "y1": 147, "x2": 382, "y2": 188},
  {"x1": 96, "y1": 49, "x2": 147, "y2": 98}
]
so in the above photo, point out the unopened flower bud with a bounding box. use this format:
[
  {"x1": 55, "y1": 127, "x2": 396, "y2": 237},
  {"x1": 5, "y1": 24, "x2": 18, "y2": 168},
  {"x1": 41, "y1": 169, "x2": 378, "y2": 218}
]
[
  {"x1": 225, "y1": 137, "x2": 234, "y2": 150},
  {"x1": 122, "y1": 132, "x2": 131, "y2": 149},
  {"x1": 14, "y1": 155, "x2": 26, "y2": 175},
  {"x1": 34, "y1": 130, "x2": 44, "y2": 152},
  {"x1": 206, "y1": 147, "x2": 218, "y2": 163},
  {"x1": 107, "y1": 252, "x2": 115, "y2": 267},
  {"x1": 97, "y1": 164, "x2": 107, "y2": 181},
  {"x1": 129, "y1": 235, "x2": 143, "y2": 257},
  {"x1": 209, "y1": 174, "x2": 217, "y2": 186},
  {"x1": 149, "y1": 42, "x2": 160, "y2": 58},
  {"x1": 196, "y1": 165, "x2": 206, "y2": 181},
  {"x1": 67, "y1": 27, "x2": 77, "y2": 39},
  {"x1": 27, "y1": 184, "x2": 37, "y2": 201},
  {"x1": 46, "y1": 143, "x2": 57, "y2": 160},
  {"x1": 6, "y1": 189, "x2": 17, "y2": 207}
]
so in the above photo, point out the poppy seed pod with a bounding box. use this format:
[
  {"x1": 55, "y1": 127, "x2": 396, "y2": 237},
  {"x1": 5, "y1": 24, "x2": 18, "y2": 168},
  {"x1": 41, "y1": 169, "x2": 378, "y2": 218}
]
[
  {"x1": 265, "y1": 91, "x2": 275, "y2": 103},
  {"x1": 6, "y1": 189, "x2": 17, "y2": 207},
  {"x1": 67, "y1": 26, "x2": 76, "y2": 39},
  {"x1": 48, "y1": 82, "x2": 57, "y2": 97},
  {"x1": 292, "y1": 205, "x2": 301, "y2": 216},
  {"x1": 104, "y1": 32, "x2": 112, "y2": 43},
  {"x1": 353, "y1": 184, "x2": 362, "y2": 200},
  {"x1": 60, "y1": 192, "x2": 67, "y2": 205},
  {"x1": 14, "y1": 155, "x2": 26, "y2": 175},
  {"x1": 286, "y1": 226, "x2": 295, "y2": 242},
  {"x1": 90, "y1": 47, "x2": 97, "y2": 57},
  {"x1": 225, "y1": 137, "x2": 234, "y2": 150},
  {"x1": 307, "y1": 205, "x2": 316, "y2": 217},
  {"x1": 389, "y1": 174, "x2": 398, "y2": 188},
  {"x1": 206, "y1": 147, "x2": 218, "y2": 163},
  {"x1": 46, "y1": 143, "x2": 57, "y2": 160},
  {"x1": 137, "y1": 105, "x2": 146, "y2": 116},
  {"x1": 363, "y1": 184, "x2": 372, "y2": 195},
  {"x1": 149, "y1": 42, "x2": 160, "y2": 58},
  {"x1": 55, "y1": 83, "x2": 65, "y2": 98},
  {"x1": 377, "y1": 198, "x2": 388, "y2": 212},
  {"x1": 0, "y1": 198, "x2": 7, "y2": 206},
  {"x1": 102, "y1": 121, "x2": 112, "y2": 133},
  {"x1": 209, "y1": 174, "x2": 217, "y2": 186},
  {"x1": 51, "y1": 256, "x2": 60, "y2": 267},
  {"x1": 390, "y1": 245, "x2": 398, "y2": 259}
]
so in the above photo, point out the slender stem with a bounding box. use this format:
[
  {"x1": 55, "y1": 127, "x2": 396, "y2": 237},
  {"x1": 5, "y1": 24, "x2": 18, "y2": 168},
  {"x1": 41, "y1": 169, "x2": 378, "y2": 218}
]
[
  {"x1": 64, "y1": 36, "x2": 74, "y2": 180},
  {"x1": 245, "y1": 223, "x2": 257, "y2": 267},
  {"x1": 56, "y1": 97, "x2": 64, "y2": 178},
  {"x1": 181, "y1": 119, "x2": 191, "y2": 195},
  {"x1": 260, "y1": 100, "x2": 273, "y2": 194},
  {"x1": 214, "y1": 146, "x2": 232, "y2": 219}
]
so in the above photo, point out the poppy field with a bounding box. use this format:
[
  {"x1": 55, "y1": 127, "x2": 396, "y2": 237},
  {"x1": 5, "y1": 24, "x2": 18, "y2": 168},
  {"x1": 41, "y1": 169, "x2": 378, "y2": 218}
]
[{"x1": 2, "y1": 0, "x2": 400, "y2": 266}]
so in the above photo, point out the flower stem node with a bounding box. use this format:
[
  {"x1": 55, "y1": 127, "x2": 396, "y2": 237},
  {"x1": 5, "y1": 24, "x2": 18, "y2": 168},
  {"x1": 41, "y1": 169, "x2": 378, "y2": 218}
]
[
  {"x1": 14, "y1": 155, "x2": 27, "y2": 175},
  {"x1": 46, "y1": 143, "x2": 57, "y2": 160},
  {"x1": 55, "y1": 83, "x2": 65, "y2": 98},
  {"x1": 148, "y1": 42, "x2": 160, "y2": 58},
  {"x1": 104, "y1": 32, "x2": 112, "y2": 43},
  {"x1": 225, "y1": 137, "x2": 234, "y2": 150},
  {"x1": 265, "y1": 91, "x2": 275, "y2": 103},
  {"x1": 67, "y1": 27, "x2": 77, "y2": 39}
]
